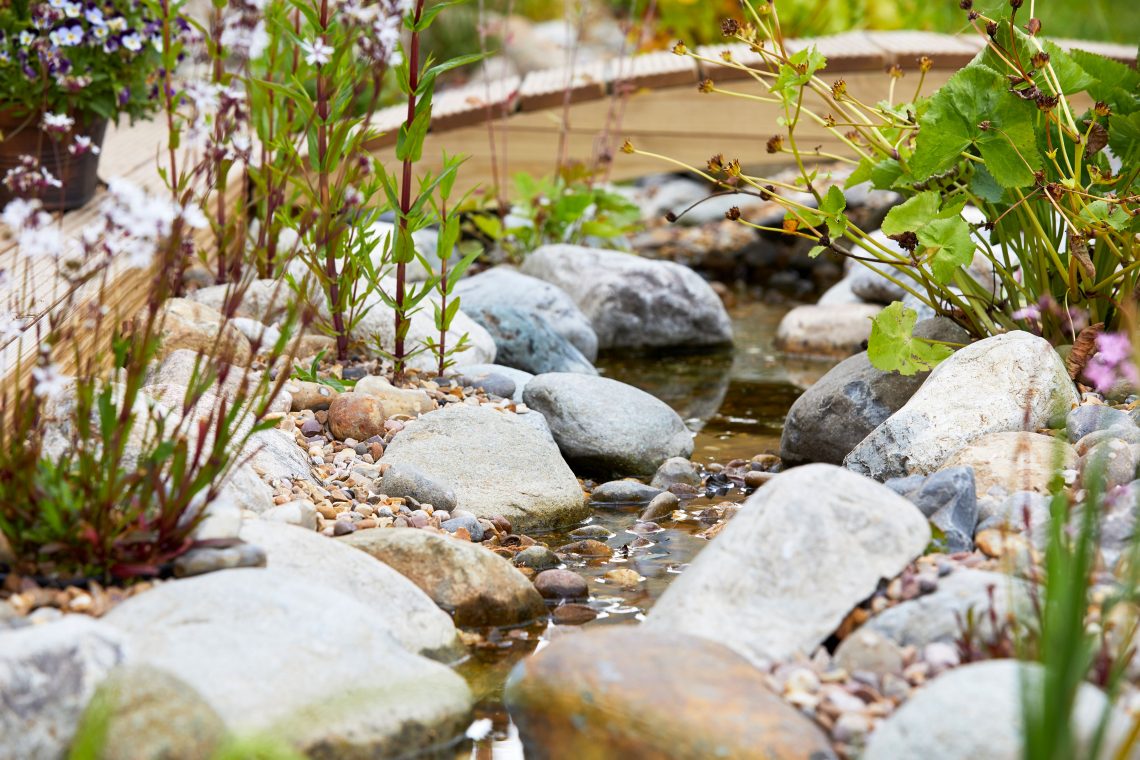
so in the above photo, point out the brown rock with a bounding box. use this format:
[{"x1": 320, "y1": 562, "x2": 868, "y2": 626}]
[
  {"x1": 154, "y1": 298, "x2": 252, "y2": 366},
  {"x1": 558, "y1": 539, "x2": 612, "y2": 558},
  {"x1": 603, "y1": 569, "x2": 643, "y2": 588},
  {"x1": 328, "y1": 392, "x2": 387, "y2": 441},
  {"x1": 506, "y1": 627, "x2": 837, "y2": 759},
  {"x1": 552, "y1": 603, "x2": 597, "y2": 625},
  {"x1": 775, "y1": 303, "x2": 882, "y2": 358},
  {"x1": 534, "y1": 569, "x2": 589, "y2": 601},
  {"x1": 338, "y1": 528, "x2": 546, "y2": 627}
]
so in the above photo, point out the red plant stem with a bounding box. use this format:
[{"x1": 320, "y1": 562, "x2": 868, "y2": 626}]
[
  {"x1": 314, "y1": 0, "x2": 347, "y2": 360},
  {"x1": 211, "y1": 5, "x2": 228, "y2": 284},
  {"x1": 436, "y1": 203, "x2": 449, "y2": 378},
  {"x1": 396, "y1": 0, "x2": 427, "y2": 379}
]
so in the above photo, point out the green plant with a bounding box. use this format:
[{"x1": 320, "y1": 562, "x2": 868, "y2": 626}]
[
  {"x1": 290, "y1": 349, "x2": 355, "y2": 392},
  {"x1": 470, "y1": 171, "x2": 641, "y2": 262},
  {"x1": 0, "y1": 0, "x2": 168, "y2": 122},
  {"x1": 629, "y1": 0, "x2": 1139, "y2": 375}
]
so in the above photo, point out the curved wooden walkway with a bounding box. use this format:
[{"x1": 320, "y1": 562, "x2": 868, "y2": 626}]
[
  {"x1": 0, "y1": 31, "x2": 1133, "y2": 392},
  {"x1": 367, "y1": 31, "x2": 1135, "y2": 197}
]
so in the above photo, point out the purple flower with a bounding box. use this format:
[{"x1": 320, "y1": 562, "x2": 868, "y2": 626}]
[{"x1": 1084, "y1": 331, "x2": 1140, "y2": 393}]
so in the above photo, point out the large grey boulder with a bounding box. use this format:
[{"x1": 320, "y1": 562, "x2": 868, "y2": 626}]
[
  {"x1": 465, "y1": 304, "x2": 597, "y2": 375},
  {"x1": 845, "y1": 332, "x2": 1079, "y2": 480},
  {"x1": 886, "y1": 467, "x2": 978, "y2": 553},
  {"x1": 381, "y1": 404, "x2": 587, "y2": 532},
  {"x1": 864, "y1": 660, "x2": 1134, "y2": 759},
  {"x1": 520, "y1": 244, "x2": 733, "y2": 350},
  {"x1": 524, "y1": 373, "x2": 693, "y2": 477},
  {"x1": 781, "y1": 318, "x2": 970, "y2": 465},
  {"x1": 242, "y1": 428, "x2": 313, "y2": 483},
  {"x1": 0, "y1": 616, "x2": 126, "y2": 760},
  {"x1": 645, "y1": 464, "x2": 929, "y2": 665},
  {"x1": 239, "y1": 520, "x2": 462, "y2": 660},
  {"x1": 104, "y1": 568, "x2": 474, "y2": 756},
  {"x1": 454, "y1": 267, "x2": 598, "y2": 360}
]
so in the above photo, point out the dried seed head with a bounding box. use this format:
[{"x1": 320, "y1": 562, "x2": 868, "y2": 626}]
[
  {"x1": 986, "y1": 21, "x2": 998, "y2": 36},
  {"x1": 1095, "y1": 101, "x2": 1111, "y2": 116},
  {"x1": 664, "y1": 211, "x2": 678, "y2": 222},
  {"x1": 1031, "y1": 51, "x2": 1050, "y2": 68},
  {"x1": 782, "y1": 218, "x2": 799, "y2": 233},
  {"x1": 621, "y1": 139, "x2": 635, "y2": 154},
  {"x1": 1035, "y1": 92, "x2": 1059, "y2": 111},
  {"x1": 720, "y1": 50, "x2": 734, "y2": 62},
  {"x1": 698, "y1": 78, "x2": 715, "y2": 93},
  {"x1": 707, "y1": 154, "x2": 726, "y2": 173},
  {"x1": 1026, "y1": 17, "x2": 1041, "y2": 35},
  {"x1": 889, "y1": 231, "x2": 919, "y2": 252},
  {"x1": 959, "y1": 0, "x2": 972, "y2": 8},
  {"x1": 725, "y1": 158, "x2": 742, "y2": 177},
  {"x1": 1010, "y1": 0, "x2": 1023, "y2": 8},
  {"x1": 823, "y1": 113, "x2": 837, "y2": 127},
  {"x1": 919, "y1": 56, "x2": 934, "y2": 72},
  {"x1": 887, "y1": 63, "x2": 904, "y2": 79},
  {"x1": 766, "y1": 134, "x2": 784, "y2": 154},
  {"x1": 1033, "y1": 169, "x2": 1046, "y2": 186},
  {"x1": 672, "y1": 41, "x2": 687, "y2": 55},
  {"x1": 978, "y1": 119, "x2": 992, "y2": 131},
  {"x1": 831, "y1": 79, "x2": 847, "y2": 99},
  {"x1": 968, "y1": 10, "x2": 980, "y2": 20},
  {"x1": 725, "y1": 206, "x2": 742, "y2": 221},
  {"x1": 721, "y1": 18, "x2": 740, "y2": 36}
]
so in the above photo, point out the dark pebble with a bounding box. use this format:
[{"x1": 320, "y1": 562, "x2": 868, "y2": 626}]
[
  {"x1": 342, "y1": 366, "x2": 368, "y2": 381},
  {"x1": 558, "y1": 539, "x2": 612, "y2": 558},
  {"x1": 332, "y1": 520, "x2": 356, "y2": 536},
  {"x1": 569, "y1": 525, "x2": 612, "y2": 540},
  {"x1": 668, "y1": 483, "x2": 700, "y2": 498},
  {"x1": 300, "y1": 418, "x2": 323, "y2": 436},
  {"x1": 514, "y1": 545, "x2": 560, "y2": 571},
  {"x1": 441, "y1": 515, "x2": 485, "y2": 541}
]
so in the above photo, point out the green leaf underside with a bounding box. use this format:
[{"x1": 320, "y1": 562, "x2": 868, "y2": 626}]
[{"x1": 867, "y1": 302, "x2": 955, "y2": 376}]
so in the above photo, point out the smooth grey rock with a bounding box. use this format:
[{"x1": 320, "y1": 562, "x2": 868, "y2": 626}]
[
  {"x1": 1067, "y1": 405, "x2": 1135, "y2": 443},
  {"x1": 457, "y1": 371, "x2": 516, "y2": 399},
  {"x1": 863, "y1": 569, "x2": 1032, "y2": 648},
  {"x1": 817, "y1": 277, "x2": 865, "y2": 306},
  {"x1": 379, "y1": 463, "x2": 458, "y2": 512},
  {"x1": 172, "y1": 543, "x2": 266, "y2": 578},
  {"x1": 260, "y1": 499, "x2": 318, "y2": 530},
  {"x1": 338, "y1": 529, "x2": 546, "y2": 627},
  {"x1": 105, "y1": 568, "x2": 473, "y2": 755},
  {"x1": 238, "y1": 521, "x2": 461, "y2": 660},
  {"x1": 381, "y1": 404, "x2": 588, "y2": 532},
  {"x1": 781, "y1": 318, "x2": 970, "y2": 465},
  {"x1": 845, "y1": 332, "x2": 1079, "y2": 480},
  {"x1": 453, "y1": 363, "x2": 534, "y2": 402},
  {"x1": 188, "y1": 279, "x2": 292, "y2": 323},
  {"x1": 649, "y1": 457, "x2": 702, "y2": 489},
  {"x1": 219, "y1": 463, "x2": 275, "y2": 515},
  {"x1": 441, "y1": 515, "x2": 485, "y2": 542},
  {"x1": 243, "y1": 428, "x2": 314, "y2": 483},
  {"x1": 1080, "y1": 439, "x2": 1140, "y2": 491},
  {"x1": 465, "y1": 304, "x2": 597, "y2": 375},
  {"x1": 645, "y1": 464, "x2": 929, "y2": 665},
  {"x1": 521, "y1": 245, "x2": 733, "y2": 350},
  {"x1": 454, "y1": 268, "x2": 599, "y2": 361},
  {"x1": 590, "y1": 480, "x2": 663, "y2": 504},
  {"x1": 833, "y1": 628, "x2": 905, "y2": 678},
  {"x1": 886, "y1": 466, "x2": 978, "y2": 552},
  {"x1": 524, "y1": 373, "x2": 693, "y2": 477},
  {"x1": 977, "y1": 490, "x2": 1052, "y2": 546},
  {"x1": 864, "y1": 660, "x2": 1133, "y2": 760},
  {"x1": 775, "y1": 303, "x2": 882, "y2": 358},
  {"x1": 0, "y1": 616, "x2": 126, "y2": 760}
]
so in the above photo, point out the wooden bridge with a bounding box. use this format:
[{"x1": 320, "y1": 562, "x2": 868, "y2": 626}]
[{"x1": 0, "y1": 30, "x2": 1133, "y2": 391}]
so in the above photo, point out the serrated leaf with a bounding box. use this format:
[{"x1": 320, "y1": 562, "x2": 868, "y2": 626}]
[
  {"x1": 910, "y1": 64, "x2": 1042, "y2": 189},
  {"x1": 970, "y1": 164, "x2": 1005, "y2": 204},
  {"x1": 1109, "y1": 111, "x2": 1140, "y2": 167},
  {"x1": 881, "y1": 192, "x2": 940, "y2": 236},
  {"x1": 918, "y1": 216, "x2": 975, "y2": 283},
  {"x1": 867, "y1": 302, "x2": 955, "y2": 376}
]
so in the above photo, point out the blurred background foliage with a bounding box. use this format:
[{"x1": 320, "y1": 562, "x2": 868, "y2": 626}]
[{"x1": 425, "y1": 0, "x2": 1137, "y2": 72}]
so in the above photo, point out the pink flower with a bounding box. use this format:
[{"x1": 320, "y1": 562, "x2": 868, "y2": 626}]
[{"x1": 1084, "y1": 332, "x2": 1140, "y2": 393}]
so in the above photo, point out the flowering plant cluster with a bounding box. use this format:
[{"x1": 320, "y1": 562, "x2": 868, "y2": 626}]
[{"x1": 0, "y1": 0, "x2": 171, "y2": 123}]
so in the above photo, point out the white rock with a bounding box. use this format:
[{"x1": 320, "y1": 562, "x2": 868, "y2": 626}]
[
  {"x1": 104, "y1": 568, "x2": 473, "y2": 755},
  {"x1": 775, "y1": 303, "x2": 882, "y2": 357},
  {"x1": 238, "y1": 521, "x2": 461, "y2": 659},
  {"x1": 846, "y1": 331, "x2": 1078, "y2": 480},
  {"x1": 260, "y1": 499, "x2": 318, "y2": 529},
  {"x1": 0, "y1": 616, "x2": 126, "y2": 759},
  {"x1": 645, "y1": 464, "x2": 929, "y2": 665},
  {"x1": 864, "y1": 660, "x2": 1134, "y2": 759}
]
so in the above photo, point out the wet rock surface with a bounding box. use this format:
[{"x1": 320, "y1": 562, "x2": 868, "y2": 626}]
[{"x1": 466, "y1": 303, "x2": 598, "y2": 375}]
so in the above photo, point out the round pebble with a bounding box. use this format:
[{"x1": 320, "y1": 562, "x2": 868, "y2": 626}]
[{"x1": 534, "y1": 569, "x2": 589, "y2": 601}]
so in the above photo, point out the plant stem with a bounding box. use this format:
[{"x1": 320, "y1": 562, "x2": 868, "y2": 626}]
[{"x1": 396, "y1": 0, "x2": 427, "y2": 380}]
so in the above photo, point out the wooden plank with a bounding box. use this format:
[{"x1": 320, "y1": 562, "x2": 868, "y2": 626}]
[
  {"x1": 517, "y1": 60, "x2": 608, "y2": 112},
  {"x1": 615, "y1": 50, "x2": 700, "y2": 91},
  {"x1": 865, "y1": 30, "x2": 980, "y2": 69},
  {"x1": 785, "y1": 31, "x2": 888, "y2": 71},
  {"x1": 693, "y1": 43, "x2": 767, "y2": 83},
  {"x1": 431, "y1": 75, "x2": 522, "y2": 132}
]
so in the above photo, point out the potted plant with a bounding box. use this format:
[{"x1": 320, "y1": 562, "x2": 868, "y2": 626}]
[{"x1": 0, "y1": 0, "x2": 169, "y2": 210}]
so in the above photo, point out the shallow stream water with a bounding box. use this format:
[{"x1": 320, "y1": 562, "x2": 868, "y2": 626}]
[{"x1": 453, "y1": 299, "x2": 836, "y2": 758}]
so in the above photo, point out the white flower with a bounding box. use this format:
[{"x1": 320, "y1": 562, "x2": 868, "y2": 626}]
[
  {"x1": 18, "y1": 30, "x2": 36, "y2": 46},
  {"x1": 68, "y1": 135, "x2": 101, "y2": 156},
  {"x1": 107, "y1": 16, "x2": 126, "y2": 32},
  {"x1": 2, "y1": 197, "x2": 43, "y2": 230},
  {"x1": 32, "y1": 363, "x2": 68, "y2": 399},
  {"x1": 181, "y1": 203, "x2": 209, "y2": 230},
  {"x1": 0, "y1": 312, "x2": 25, "y2": 343},
  {"x1": 85, "y1": 6, "x2": 105, "y2": 25},
  {"x1": 63, "y1": 2, "x2": 82, "y2": 18},
  {"x1": 301, "y1": 38, "x2": 334, "y2": 67},
  {"x1": 41, "y1": 112, "x2": 76, "y2": 133},
  {"x1": 121, "y1": 32, "x2": 143, "y2": 52},
  {"x1": 91, "y1": 25, "x2": 109, "y2": 41}
]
